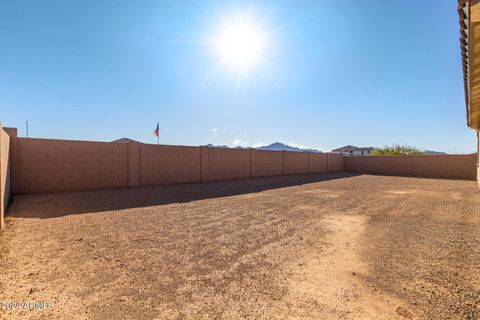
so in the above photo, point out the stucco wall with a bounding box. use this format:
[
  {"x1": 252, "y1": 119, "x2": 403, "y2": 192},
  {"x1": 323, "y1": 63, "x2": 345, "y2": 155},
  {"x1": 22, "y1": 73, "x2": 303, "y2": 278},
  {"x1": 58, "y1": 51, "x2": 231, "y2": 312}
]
[
  {"x1": 0, "y1": 125, "x2": 11, "y2": 229},
  {"x1": 344, "y1": 154, "x2": 477, "y2": 180},
  {"x1": 251, "y1": 149, "x2": 283, "y2": 177},
  {"x1": 140, "y1": 144, "x2": 201, "y2": 185},
  {"x1": 16, "y1": 138, "x2": 128, "y2": 193}
]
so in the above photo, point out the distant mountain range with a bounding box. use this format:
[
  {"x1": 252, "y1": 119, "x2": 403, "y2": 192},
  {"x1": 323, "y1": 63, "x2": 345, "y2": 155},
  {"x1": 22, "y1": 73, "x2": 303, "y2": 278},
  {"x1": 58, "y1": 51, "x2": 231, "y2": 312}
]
[
  {"x1": 256, "y1": 142, "x2": 321, "y2": 153},
  {"x1": 423, "y1": 149, "x2": 448, "y2": 155},
  {"x1": 114, "y1": 139, "x2": 447, "y2": 155},
  {"x1": 207, "y1": 142, "x2": 321, "y2": 153},
  {"x1": 206, "y1": 143, "x2": 229, "y2": 148}
]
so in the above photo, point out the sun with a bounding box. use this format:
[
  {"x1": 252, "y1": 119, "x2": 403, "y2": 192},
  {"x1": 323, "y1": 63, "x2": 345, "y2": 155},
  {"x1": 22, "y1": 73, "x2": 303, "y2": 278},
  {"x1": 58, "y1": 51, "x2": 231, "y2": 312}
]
[{"x1": 212, "y1": 14, "x2": 268, "y2": 77}]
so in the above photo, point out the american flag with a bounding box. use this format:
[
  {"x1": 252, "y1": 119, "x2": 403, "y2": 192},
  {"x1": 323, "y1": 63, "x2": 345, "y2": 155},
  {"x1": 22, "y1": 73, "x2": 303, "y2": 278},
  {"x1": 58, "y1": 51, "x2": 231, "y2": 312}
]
[{"x1": 154, "y1": 123, "x2": 159, "y2": 137}]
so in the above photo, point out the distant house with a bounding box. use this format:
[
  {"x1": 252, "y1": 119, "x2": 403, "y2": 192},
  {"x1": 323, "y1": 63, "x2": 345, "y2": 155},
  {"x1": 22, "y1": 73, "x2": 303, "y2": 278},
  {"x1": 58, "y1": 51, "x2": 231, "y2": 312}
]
[{"x1": 332, "y1": 145, "x2": 375, "y2": 156}]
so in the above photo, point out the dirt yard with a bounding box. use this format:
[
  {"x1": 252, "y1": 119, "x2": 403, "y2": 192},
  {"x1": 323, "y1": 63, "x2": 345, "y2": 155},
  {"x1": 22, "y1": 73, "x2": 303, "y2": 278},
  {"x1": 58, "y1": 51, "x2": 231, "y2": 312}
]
[{"x1": 0, "y1": 173, "x2": 479, "y2": 319}]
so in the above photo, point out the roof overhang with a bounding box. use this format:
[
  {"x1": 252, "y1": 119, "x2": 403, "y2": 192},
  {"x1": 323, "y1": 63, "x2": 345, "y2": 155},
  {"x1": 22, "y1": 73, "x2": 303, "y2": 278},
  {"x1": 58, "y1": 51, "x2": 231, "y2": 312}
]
[{"x1": 460, "y1": 0, "x2": 480, "y2": 130}]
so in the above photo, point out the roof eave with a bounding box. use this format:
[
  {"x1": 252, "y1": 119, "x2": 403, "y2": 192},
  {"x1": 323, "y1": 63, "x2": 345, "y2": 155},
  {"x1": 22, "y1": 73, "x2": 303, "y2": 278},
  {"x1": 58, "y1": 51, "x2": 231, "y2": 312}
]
[{"x1": 459, "y1": 0, "x2": 471, "y2": 128}]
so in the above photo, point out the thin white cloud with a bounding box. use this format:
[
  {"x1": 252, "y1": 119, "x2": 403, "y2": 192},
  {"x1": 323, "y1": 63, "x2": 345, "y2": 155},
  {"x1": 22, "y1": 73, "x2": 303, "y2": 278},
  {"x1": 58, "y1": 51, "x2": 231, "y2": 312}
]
[
  {"x1": 233, "y1": 138, "x2": 243, "y2": 146},
  {"x1": 251, "y1": 142, "x2": 265, "y2": 148},
  {"x1": 232, "y1": 138, "x2": 251, "y2": 147},
  {"x1": 210, "y1": 128, "x2": 218, "y2": 134},
  {"x1": 287, "y1": 141, "x2": 324, "y2": 152},
  {"x1": 287, "y1": 141, "x2": 310, "y2": 149}
]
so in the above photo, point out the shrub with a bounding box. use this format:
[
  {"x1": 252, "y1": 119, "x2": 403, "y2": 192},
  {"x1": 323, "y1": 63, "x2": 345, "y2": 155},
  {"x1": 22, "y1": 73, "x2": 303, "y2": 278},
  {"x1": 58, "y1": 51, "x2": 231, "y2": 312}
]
[{"x1": 372, "y1": 144, "x2": 422, "y2": 155}]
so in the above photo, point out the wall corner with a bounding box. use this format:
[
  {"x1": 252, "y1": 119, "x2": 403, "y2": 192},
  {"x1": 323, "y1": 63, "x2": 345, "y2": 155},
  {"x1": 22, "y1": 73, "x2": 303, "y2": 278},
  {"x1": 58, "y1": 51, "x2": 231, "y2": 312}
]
[
  {"x1": 0, "y1": 122, "x2": 3, "y2": 229},
  {"x1": 4, "y1": 127, "x2": 18, "y2": 195},
  {"x1": 477, "y1": 130, "x2": 479, "y2": 186}
]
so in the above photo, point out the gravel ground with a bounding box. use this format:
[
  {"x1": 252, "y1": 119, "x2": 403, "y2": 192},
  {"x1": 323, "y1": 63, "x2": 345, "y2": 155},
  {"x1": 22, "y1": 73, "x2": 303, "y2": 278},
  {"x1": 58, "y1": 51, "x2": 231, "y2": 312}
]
[{"x1": 0, "y1": 173, "x2": 479, "y2": 319}]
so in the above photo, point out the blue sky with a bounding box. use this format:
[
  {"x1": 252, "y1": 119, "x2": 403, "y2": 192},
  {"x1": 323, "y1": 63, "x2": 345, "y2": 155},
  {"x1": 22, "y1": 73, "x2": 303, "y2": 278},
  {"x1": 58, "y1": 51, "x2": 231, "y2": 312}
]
[{"x1": 0, "y1": 0, "x2": 476, "y2": 153}]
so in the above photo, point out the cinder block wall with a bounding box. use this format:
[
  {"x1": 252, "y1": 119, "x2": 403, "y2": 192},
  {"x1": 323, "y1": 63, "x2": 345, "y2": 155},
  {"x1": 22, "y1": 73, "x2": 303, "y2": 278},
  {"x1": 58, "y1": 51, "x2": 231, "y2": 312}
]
[
  {"x1": 7, "y1": 131, "x2": 478, "y2": 199},
  {"x1": 284, "y1": 151, "x2": 309, "y2": 175},
  {"x1": 9, "y1": 135, "x2": 346, "y2": 196},
  {"x1": 344, "y1": 154, "x2": 477, "y2": 180},
  {"x1": 0, "y1": 124, "x2": 11, "y2": 229},
  {"x1": 251, "y1": 150, "x2": 283, "y2": 177},
  {"x1": 309, "y1": 153, "x2": 327, "y2": 173},
  {"x1": 140, "y1": 144, "x2": 201, "y2": 186},
  {"x1": 326, "y1": 153, "x2": 343, "y2": 172},
  {"x1": 16, "y1": 138, "x2": 128, "y2": 193},
  {"x1": 477, "y1": 132, "x2": 480, "y2": 185},
  {"x1": 206, "y1": 147, "x2": 251, "y2": 181}
]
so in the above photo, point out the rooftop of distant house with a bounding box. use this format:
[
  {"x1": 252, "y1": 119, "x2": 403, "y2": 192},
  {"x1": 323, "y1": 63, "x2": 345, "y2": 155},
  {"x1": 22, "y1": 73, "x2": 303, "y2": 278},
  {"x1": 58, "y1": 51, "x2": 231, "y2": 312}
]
[{"x1": 331, "y1": 145, "x2": 375, "y2": 152}]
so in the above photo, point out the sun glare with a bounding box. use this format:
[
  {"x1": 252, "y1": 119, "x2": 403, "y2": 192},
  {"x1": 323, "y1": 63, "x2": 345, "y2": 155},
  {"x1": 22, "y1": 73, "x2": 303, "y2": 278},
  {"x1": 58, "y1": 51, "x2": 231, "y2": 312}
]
[{"x1": 212, "y1": 14, "x2": 268, "y2": 77}]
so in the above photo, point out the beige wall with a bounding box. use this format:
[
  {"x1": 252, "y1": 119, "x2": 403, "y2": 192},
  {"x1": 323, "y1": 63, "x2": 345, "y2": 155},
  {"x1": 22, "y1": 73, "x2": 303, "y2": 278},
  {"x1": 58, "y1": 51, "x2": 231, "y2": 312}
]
[
  {"x1": 476, "y1": 153, "x2": 480, "y2": 185},
  {"x1": 140, "y1": 144, "x2": 201, "y2": 185},
  {"x1": 3, "y1": 128, "x2": 17, "y2": 196},
  {"x1": 206, "y1": 147, "x2": 251, "y2": 181},
  {"x1": 344, "y1": 154, "x2": 477, "y2": 180},
  {"x1": 14, "y1": 140, "x2": 300, "y2": 194},
  {"x1": 477, "y1": 132, "x2": 480, "y2": 185},
  {"x1": 326, "y1": 153, "x2": 343, "y2": 172},
  {"x1": 7, "y1": 132, "x2": 478, "y2": 198},
  {"x1": 251, "y1": 149, "x2": 283, "y2": 177},
  {"x1": 0, "y1": 124, "x2": 11, "y2": 229},
  {"x1": 284, "y1": 151, "x2": 309, "y2": 175},
  {"x1": 309, "y1": 153, "x2": 328, "y2": 173},
  {"x1": 478, "y1": 161, "x2": 480, "y2": 185},
  {"x1": 16, "y1": 138, "x2": 128, "y2": 193},
  {"x1": 127, "y1": 143, "x2": 140, "y2": 188}
]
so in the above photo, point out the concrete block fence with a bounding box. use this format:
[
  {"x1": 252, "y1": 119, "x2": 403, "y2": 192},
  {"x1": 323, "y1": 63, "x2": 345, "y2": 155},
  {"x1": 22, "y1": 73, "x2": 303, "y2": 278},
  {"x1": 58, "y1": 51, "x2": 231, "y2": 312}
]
[
  {"x1": 343, "y1": 154, "x2": 477, "y2": 180},
  {"x1": 0, "y1": 124, "x2": 12, "y2": 229},
  {"x1": 0, "y1": 122, "x2": 477, "y2": 230},
  {"x1": 7, "y1": 136, "x2": 343, "y2": 196}
]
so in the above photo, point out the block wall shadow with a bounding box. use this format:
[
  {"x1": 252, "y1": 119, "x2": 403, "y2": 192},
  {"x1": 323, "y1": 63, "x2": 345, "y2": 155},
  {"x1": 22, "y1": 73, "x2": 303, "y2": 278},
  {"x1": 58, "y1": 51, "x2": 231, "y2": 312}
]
[{"x1": 8, "y1": 172, "x2": 359, "y2": 219}]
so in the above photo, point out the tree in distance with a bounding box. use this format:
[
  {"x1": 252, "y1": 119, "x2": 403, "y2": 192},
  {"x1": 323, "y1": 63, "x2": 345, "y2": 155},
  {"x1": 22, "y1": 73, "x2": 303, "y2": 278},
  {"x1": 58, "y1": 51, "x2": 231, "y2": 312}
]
[{"x1": 373, "y1": 144, "x2": 423, "y2": 155}]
